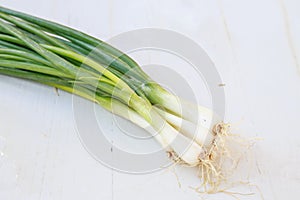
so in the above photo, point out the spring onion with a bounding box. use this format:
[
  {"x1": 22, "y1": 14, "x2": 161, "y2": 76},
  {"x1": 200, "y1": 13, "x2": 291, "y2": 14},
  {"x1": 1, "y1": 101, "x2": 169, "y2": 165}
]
[{"x1": 0, "y1": 6, "x2": 230, "y2": 188}]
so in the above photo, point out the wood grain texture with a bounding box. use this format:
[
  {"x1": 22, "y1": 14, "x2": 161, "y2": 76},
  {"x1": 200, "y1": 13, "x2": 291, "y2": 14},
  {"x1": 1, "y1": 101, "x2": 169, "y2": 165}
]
[{"x1": 0, "y1": 0, "x2": 300, "y2": 199}]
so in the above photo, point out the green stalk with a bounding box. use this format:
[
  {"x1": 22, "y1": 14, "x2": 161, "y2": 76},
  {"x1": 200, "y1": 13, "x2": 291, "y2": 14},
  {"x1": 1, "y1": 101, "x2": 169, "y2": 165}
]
[
  {"x1": 0, "y1": 48, "x2": 52, "y2": 66},
  {"x1": 0, "y1": 36, "x2": 121, "y2": 91},
  {"x1": 53, "y1": 84, "x2": 153, "y2": 132},
  {"x1": 0, "y1": 7, "x2": 160, "y2": 106},
  {"x1": 60, "y1": 34, "x2": 147, "y2": 80},
  {"x1": 0, "y1": 39, "x2": 31, "y2": 52},
  {"x1": 0, "y1": 29, "x2": 139, "y2": 96},
  {"x1": 0, "y1": 66, "x2": 108, "y2": 108},
  {"x1": 0, "y1": 60, "x2": 70, "y2": 78},
  {"x1": 0, "y1": 7, "x2": 154, "y2": 92},
  {"x1": 40, "y1": 44, "x2": 136, "y2": 94},
  {"x1": 0, "y1": 54, "x2": 33, "y2": 62},
  {"x1": 0, "y1": 9, "x2": 199, "y2": 123},
  {"x1": 0, "y1": 12, "x2": 70, "y2": 50},
  {"x1": 0, "y1": 66, "x2": 69, "y2": 86},
  {"x1": 0, "y1": 23, "x2": 116, "y2": 89},
  {"x1": 0, "y1": 33, "x2": 99, "y2": 77},
  {"x1": 0, "y1": 65, "x2": 151, "y2": 134},
  {"x1": 0, "y1": 26, "x2": 48, "y2": 48},
  {"x1": 0, "y1": 33, "x2": 25, "y2": 46},
  {"x1": 0, "y1": 8, "x2": 188, "y2": 118},
  {"x1": 4, "y1": 19, "x2": 144, "y2": 81},
  {"x1": 0, "y1": 60, "x2": 152, "y2": 124},
  {"x1": 55, "y1": 35, "x2": 149, "y2": 98},
  {"x1": 0, "y1": 6, "x2": 142, "y2": 71},
  {"x1": 0, "y1": 19, "x2": 77, "y2": 77}
]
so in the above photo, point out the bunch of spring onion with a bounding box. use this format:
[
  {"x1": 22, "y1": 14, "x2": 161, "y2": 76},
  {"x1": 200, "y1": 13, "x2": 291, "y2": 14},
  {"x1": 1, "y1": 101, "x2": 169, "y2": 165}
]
[{"x1": 0, "y1": 7, "x2": 229, "y2": 187}]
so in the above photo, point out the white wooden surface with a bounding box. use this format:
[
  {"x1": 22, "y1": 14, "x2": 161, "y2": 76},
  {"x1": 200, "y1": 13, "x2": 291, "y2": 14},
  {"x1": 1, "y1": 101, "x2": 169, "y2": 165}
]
[{"x1": 1, "y1": 0, "x2": 300, "y2": 199}]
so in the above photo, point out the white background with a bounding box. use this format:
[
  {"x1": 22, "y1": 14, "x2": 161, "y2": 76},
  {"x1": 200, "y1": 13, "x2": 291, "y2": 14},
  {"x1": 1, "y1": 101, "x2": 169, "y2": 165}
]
[{"x1": 0, "y1": 0, "x2": 300, "y2": 199}]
